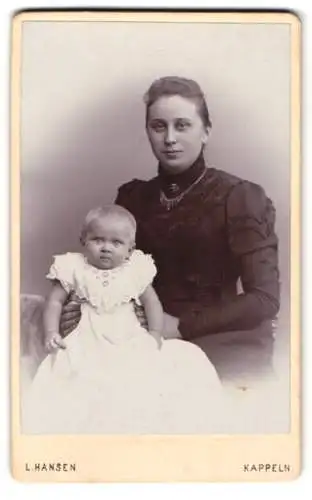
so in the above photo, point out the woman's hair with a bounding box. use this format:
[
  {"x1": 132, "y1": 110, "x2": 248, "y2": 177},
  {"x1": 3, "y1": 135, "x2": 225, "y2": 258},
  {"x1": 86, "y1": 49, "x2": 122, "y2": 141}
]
[
  {"x1": 144, "y1": 76, "x2": 212, "y2": 128},
  {"x1": 80, "y1": 205, "x2": 137, "y2": 243}
]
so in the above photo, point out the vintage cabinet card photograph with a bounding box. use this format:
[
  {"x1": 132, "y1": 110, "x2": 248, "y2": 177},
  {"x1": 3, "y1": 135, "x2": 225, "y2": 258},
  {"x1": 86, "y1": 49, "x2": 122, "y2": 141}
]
[{"x1": 11, "y1": 10, "x2": 300, "y2": 482}]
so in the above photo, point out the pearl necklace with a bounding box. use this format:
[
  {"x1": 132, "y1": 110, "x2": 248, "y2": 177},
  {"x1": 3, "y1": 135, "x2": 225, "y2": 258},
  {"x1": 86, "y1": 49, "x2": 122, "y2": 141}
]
[{"x1": 159, "y1": 168, "x2": 207, "y2": 211}]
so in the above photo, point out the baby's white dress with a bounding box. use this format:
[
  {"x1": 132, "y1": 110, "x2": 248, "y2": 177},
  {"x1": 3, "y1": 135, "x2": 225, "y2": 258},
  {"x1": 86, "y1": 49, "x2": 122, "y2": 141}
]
[{"x1": 23, "y1": 250, "x2": 224, "y2": 434}]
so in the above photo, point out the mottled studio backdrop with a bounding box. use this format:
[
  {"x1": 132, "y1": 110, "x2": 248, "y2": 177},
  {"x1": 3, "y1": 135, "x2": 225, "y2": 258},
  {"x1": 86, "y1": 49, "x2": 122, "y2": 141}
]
[{"x1": 21, "y1": 21, "x2": 291, "y2": 364}]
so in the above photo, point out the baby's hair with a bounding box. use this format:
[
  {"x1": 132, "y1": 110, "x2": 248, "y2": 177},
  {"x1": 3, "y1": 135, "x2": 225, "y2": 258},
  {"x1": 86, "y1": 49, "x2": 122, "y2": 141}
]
[{"x1": 80, "y1": 205, "x2": 137, "y2": 243}]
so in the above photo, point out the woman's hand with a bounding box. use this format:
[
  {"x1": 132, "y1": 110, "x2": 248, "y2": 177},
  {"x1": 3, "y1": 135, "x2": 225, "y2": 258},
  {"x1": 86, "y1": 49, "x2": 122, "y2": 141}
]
[
  {"x1": 133, "y1": 303, "x2": 182, "y2": 340},
  {"x1": 162, "y1": 313, "x2": 182, "y2": 340},
  {"x1": 45, "y1": 332, "x2": 66, "y2": 352},
  {"x1": 59, "y1": 293, "x2": 82, "y2": 338}
]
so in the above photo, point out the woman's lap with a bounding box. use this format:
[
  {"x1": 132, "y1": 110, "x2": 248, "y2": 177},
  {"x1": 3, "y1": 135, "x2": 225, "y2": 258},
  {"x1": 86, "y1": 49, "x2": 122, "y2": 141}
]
[
  {"x1": 191, "y1": 323, "x2": 275, "y2": 385},
  {"x1": 160, "y1": 338, "x2": 222, "y2": 390}
]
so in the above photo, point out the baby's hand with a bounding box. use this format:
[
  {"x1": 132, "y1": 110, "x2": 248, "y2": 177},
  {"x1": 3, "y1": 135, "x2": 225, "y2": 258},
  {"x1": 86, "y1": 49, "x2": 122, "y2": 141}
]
[
  {"x1": 45, "y1": 332, "x2": 67, "y2": 352},
  {"x1": 149, "y1": 330, "x2": 163, "y2": 350}
]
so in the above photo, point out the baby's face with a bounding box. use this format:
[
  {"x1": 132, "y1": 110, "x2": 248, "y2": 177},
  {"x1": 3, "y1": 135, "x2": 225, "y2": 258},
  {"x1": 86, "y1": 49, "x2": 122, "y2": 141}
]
[{"x1": 83, "y1": 216, "x2": 134, "y2": 270}]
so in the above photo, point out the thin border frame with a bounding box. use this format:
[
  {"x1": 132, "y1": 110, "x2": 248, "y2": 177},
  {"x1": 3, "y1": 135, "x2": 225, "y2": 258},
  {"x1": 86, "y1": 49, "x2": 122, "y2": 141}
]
[{"x1": 10, "y1": 10, "x2": 301, "y2": 482}]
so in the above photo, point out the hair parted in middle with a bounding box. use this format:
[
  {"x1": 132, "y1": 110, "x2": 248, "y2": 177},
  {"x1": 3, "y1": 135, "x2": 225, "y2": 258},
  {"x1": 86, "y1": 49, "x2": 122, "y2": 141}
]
[{"x1": 144, "y1": 76, "x2": 212, "y2": 129}]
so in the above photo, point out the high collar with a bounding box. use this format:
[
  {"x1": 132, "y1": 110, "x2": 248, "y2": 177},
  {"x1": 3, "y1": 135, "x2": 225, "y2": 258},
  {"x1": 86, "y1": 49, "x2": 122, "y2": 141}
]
[{"x1": 158, "y1": 153, "x2": 206, "y2": 198}]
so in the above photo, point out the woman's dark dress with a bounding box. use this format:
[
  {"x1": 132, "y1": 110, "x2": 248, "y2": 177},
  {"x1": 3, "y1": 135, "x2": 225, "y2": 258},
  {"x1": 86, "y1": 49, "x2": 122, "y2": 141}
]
[{"x1": 116, "y1": 155, "x2": 280, "y2": 381}]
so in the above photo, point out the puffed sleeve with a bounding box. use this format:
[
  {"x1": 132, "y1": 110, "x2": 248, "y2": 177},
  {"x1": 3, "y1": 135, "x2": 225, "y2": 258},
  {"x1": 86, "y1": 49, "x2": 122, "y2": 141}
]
[
  {"x1": 227, "y1": 181, "x2": 280, "y2": 301},
  {"x1": 115, "y1": 179, "x2": 142, "y2": 213},
  {"x1": 129, "y1": 250, "x2": 157, "y2": 301},
  {"x1": 115, "y1": 179, "x2": 150, "y2": 253},
  {"x1": 179, "y1": 181, "x2": 280, "y2": 339},
  {"x1": 46, "y1": 253, "x2": 76, "y2": 294}
]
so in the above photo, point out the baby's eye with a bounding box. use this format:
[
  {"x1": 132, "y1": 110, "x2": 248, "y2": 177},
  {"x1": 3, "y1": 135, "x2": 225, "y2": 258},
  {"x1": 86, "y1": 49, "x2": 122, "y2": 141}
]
[{"x1": 113, "y1": 240, "x2": 122, "y2": 246}]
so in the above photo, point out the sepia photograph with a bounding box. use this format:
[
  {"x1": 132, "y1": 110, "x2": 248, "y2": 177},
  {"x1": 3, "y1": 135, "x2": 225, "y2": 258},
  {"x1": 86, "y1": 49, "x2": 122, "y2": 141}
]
[{"x1": 11, "y1": 10, "x2": 300, "y2": 481}]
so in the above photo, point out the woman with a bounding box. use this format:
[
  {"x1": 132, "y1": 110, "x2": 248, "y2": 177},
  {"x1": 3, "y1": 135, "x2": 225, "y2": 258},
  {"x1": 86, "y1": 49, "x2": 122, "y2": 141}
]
[{"x1": 61, "y1": 76, "x2": 280, "y2": 382}]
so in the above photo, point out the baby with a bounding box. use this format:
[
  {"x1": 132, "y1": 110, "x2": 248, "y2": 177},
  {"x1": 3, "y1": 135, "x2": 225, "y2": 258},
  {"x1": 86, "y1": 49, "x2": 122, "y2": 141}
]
[
  {"x1": 44, "y1": 204, "x2": 164, "y2": 353},
  {"x1": 24, "y1": 205, "x2": 223, "y2": 434}
]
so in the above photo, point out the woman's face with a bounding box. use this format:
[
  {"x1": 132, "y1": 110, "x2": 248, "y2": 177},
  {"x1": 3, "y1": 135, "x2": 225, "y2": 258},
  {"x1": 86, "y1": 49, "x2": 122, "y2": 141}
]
[{"x1": 146, "y1": 95, "x2": 209, "y2": 174}]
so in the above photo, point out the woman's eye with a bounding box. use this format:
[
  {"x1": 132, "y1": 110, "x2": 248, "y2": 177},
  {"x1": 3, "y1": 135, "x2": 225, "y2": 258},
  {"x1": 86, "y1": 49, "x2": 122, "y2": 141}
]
[
  {"x1": 150, "y1": 122, "x2": 166, "y2": 132},
  {"x1": 176, "y1": 121, "x2": 190, "y2": 131}
]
